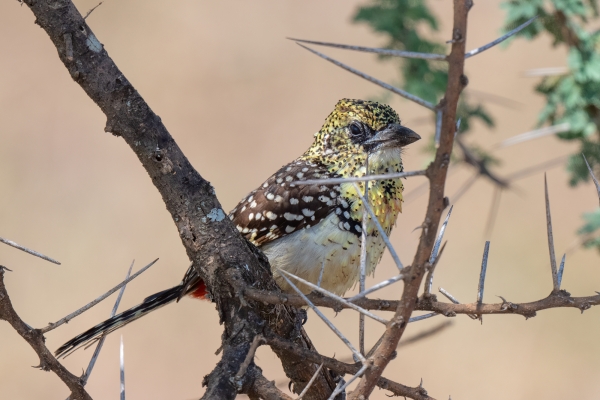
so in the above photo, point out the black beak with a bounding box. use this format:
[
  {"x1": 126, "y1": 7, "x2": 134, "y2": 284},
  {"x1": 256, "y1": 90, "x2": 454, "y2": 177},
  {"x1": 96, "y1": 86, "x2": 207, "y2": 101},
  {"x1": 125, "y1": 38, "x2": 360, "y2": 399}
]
[{"x1": 363, "y1": 124, "x2": 421, "y2": 151}]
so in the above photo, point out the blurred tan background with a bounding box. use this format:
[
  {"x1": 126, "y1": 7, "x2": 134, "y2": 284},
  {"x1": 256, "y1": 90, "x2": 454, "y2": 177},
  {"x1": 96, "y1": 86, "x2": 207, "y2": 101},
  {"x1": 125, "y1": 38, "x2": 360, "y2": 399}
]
[{"x1": 1, "y1": 1, "x2": 599, "y2": 399}]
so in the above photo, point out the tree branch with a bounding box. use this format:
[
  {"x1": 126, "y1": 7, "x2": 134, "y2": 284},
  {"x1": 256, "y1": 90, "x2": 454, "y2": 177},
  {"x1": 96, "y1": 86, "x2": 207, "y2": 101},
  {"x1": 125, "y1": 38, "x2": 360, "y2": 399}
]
[
  {"x1": 348, "y1": 1, "x2": 472, "y2": 397},
  {"x1": 0, "y1": 268, "x2": 92, "y2": 400}
]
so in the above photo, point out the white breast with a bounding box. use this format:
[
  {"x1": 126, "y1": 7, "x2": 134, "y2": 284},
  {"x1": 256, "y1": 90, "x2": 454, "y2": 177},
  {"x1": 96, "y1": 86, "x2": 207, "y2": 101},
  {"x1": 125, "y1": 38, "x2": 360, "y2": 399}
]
[{"x1": 261, "y1": 212, "x2": 387, "y2": 296}]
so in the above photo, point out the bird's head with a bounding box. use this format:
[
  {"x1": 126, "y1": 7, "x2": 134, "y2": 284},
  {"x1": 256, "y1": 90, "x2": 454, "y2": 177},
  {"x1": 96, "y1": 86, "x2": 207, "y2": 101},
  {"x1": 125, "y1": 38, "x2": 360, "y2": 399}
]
[{"x1": 305, "y1": 99, "x2": 420, "y2": 166}]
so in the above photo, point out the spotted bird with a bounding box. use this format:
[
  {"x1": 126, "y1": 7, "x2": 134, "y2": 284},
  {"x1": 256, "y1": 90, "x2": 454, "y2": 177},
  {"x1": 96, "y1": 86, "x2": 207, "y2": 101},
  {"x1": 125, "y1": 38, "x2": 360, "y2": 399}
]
[{"x1": 55, "y1": 99, "x2": 420, "y2": 358}]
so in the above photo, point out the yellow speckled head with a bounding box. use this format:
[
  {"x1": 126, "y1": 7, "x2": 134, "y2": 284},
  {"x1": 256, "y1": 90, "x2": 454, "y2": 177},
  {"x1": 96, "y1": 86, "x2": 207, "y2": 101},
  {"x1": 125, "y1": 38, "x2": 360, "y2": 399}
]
[
  {"x1": 304, "y1": 99, "x2": 416, "y2": 160},
  {"x1": 323, "y1": 99, "x2": 400, "y2": 132}
]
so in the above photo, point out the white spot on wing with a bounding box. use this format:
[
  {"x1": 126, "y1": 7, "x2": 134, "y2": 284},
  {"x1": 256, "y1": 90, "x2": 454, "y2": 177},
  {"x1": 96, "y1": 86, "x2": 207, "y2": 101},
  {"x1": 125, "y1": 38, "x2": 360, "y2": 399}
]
[{"x1": 302, "y1": 208, "x2": 315, "y2": 217}]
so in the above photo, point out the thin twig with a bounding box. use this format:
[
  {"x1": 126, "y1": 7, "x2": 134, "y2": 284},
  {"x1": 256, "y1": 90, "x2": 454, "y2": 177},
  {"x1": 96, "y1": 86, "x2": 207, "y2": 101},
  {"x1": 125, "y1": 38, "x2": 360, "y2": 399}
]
[
  {"x1": 289, "y1": 38, "x2": 446, "y2": 60},
  {"x1": 464, "y1": 16, "x2": 537, "y2": 59},
  {"x1": 41, "y1": 258, "x2": 158, "y2": 333},
  {"x1": 476, "y1": 241, "x2": 491, "y2": 322},
  {"x1": 353, "y1": 183, "x2": 404, "y2": 271},
  {"x1": 278, "y1": 269, "x2": 388, "y2": 324},
  {"x1": 0, "y1": 236, "x2": 61, "y2": 265},
  {"x1": 582, "y1": 154, "x2": 600, "y2": 205},
  {"x1": 83, "y1": 1, "x2": 103, "y2": 20},
  {"x1": 296, "y1": 363, "x2": 324, "y2": 400},
  {"x1": 82, "y1": 260, "x2": 134, "y2": 387},
  {"x1": 294, "y1": 169, "x2": 426, "y2": 186},
  {"x1": 278, "y1": 274, "x2": 366, "y2": 364},
  {"x1": 296, "y1": 43, "x2": 436, "y2": 110},
  {"x1": 234, "y1": 335, "x2": 265, "y2": 382},
  {"x1": 544, "y1": 174, "x2": 559, "y2": 291}
]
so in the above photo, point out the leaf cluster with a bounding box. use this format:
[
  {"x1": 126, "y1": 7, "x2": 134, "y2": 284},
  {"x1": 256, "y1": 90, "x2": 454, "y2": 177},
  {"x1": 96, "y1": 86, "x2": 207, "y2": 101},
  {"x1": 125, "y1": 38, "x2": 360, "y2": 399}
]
[{"x1": 503, "y1": 0, "x2": 600, "y2": 250}]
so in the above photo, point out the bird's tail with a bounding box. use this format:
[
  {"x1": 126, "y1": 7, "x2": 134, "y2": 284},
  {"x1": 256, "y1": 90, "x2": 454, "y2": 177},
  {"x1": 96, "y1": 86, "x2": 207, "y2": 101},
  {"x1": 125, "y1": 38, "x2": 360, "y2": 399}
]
[{"x1": 55, "y1": 285, "x2": 182, "y2": 359}]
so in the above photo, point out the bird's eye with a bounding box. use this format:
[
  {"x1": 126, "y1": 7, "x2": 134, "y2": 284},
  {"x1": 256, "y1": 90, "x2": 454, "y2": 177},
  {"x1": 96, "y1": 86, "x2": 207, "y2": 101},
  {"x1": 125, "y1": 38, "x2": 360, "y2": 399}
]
[{"x1": 349, "y1": 123, "x2": 362, "y2": 136}]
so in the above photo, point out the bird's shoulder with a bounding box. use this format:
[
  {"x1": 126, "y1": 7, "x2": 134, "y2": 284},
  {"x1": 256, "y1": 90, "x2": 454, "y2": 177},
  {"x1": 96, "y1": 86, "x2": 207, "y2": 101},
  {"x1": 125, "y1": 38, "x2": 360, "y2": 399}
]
[{"x1": 229, "y1": 159, "x2": 357, "y2": 246}]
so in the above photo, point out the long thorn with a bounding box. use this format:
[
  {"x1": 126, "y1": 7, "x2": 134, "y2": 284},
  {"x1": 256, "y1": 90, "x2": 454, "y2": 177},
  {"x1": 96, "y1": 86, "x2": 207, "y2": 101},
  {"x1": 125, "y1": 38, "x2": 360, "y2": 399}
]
[
  {"x1": 296, "y1": 43, "x2": 436, "y2": 110},
  {"x1": 484, "y1": 186, "x2": 502, "y2": 238},
  {"x1": 353, "y1": 183, "x2": 403, "y2": 271},
  {"x1": 82, "y1": 260, "x2": 134, "y2": 386},
  {"x1": 476, "y1": 241, "x2": 491, "y2": 322},
  {"x1": 408, "y1": 312, "x2": 439, "y2": 323},
  {"x1": 439, "y1": 287, "x2": 478, "y2": 320},
  {"x1": 327, "y1": 364, "x2": 369, "y2": 400},
  {"x1": 294, "y1": 169, "x2": 426, "y2": 186},
  {"x1": 41, "y1": 258, "x2": 158, "y2": 333},
  {"x1": 0, "y1": 236, "x2": 61, "y2": 265},
  {"x1": 557, "y1": 254, "x2": 566, "y2": 289},
  {"x1": 290, "y1": 38, "x2": 447, "y2": 60},
  {"x1": 278, "y1": 269, "x2": 388, "y2": 325},
  {"x1": 120, "y1": 336, "x2": 125, "y2": 400},
  {"x1": 524, "y1": 67, "x2": 569, "y2": 77},
  {"x1": 544, "y1": 174, "x2": 559, "y2": 291},
  {"x1": 506, "y1": 155, "x2": 568, "y2": 182},
  {"x1": 279, "y1": 274, "x2": 366, "y2": 363},
  {"x1": 425, "y1": 241, "x2": 447, "y2": 296},
  {"x1": 297, "y1": 363, "x2": 324, "y2": 400},
  {"x1": 464, "y1": 16, "x2": 537, "y2": 59},
  {"x1": 430, "y1": 206, "x2": 453, "y2": 264},
  {"x1": 347, "y1": 274, "x2": 404, "y2": 302},
  {"x1": 582, "y1": 154, "x2": 600, "y2": 205},
  {"x1": 493, "y1": 123, "x2": 570, "y2": 149}
]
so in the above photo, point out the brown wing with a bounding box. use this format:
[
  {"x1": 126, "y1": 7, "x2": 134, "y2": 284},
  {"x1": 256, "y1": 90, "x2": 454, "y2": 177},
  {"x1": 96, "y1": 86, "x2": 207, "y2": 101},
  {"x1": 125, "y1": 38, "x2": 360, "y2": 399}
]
[{"x1": 228, "y1": 159, "x2": 357, "y2": 247}]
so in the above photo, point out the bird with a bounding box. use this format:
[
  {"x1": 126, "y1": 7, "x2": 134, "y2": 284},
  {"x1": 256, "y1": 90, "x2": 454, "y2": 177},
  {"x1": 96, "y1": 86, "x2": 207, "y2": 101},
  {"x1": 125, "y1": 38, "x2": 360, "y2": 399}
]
[{"x1": 55, "y1": 98, "x2": 420, "y2": 358}]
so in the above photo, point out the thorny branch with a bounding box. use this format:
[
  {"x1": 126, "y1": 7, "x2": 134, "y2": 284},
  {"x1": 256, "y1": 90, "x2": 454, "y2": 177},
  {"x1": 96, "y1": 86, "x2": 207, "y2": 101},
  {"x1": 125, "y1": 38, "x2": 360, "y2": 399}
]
[
  {"x1": 244, "y1": 286, "x2": 600, "y2": 318},
  {"x1": 348, "y1": 1, "x2": 472, "y2": 397},
  {"x1": 0, "y1": 268, "x2": 92, "y2": 400}
]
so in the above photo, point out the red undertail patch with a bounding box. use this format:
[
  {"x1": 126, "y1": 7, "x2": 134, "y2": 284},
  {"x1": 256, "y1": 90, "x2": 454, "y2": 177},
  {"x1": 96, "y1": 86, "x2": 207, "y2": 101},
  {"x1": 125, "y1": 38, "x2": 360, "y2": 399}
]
[{"x1": 189, "y1": 280, "x2": 208, "y2": 300}]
